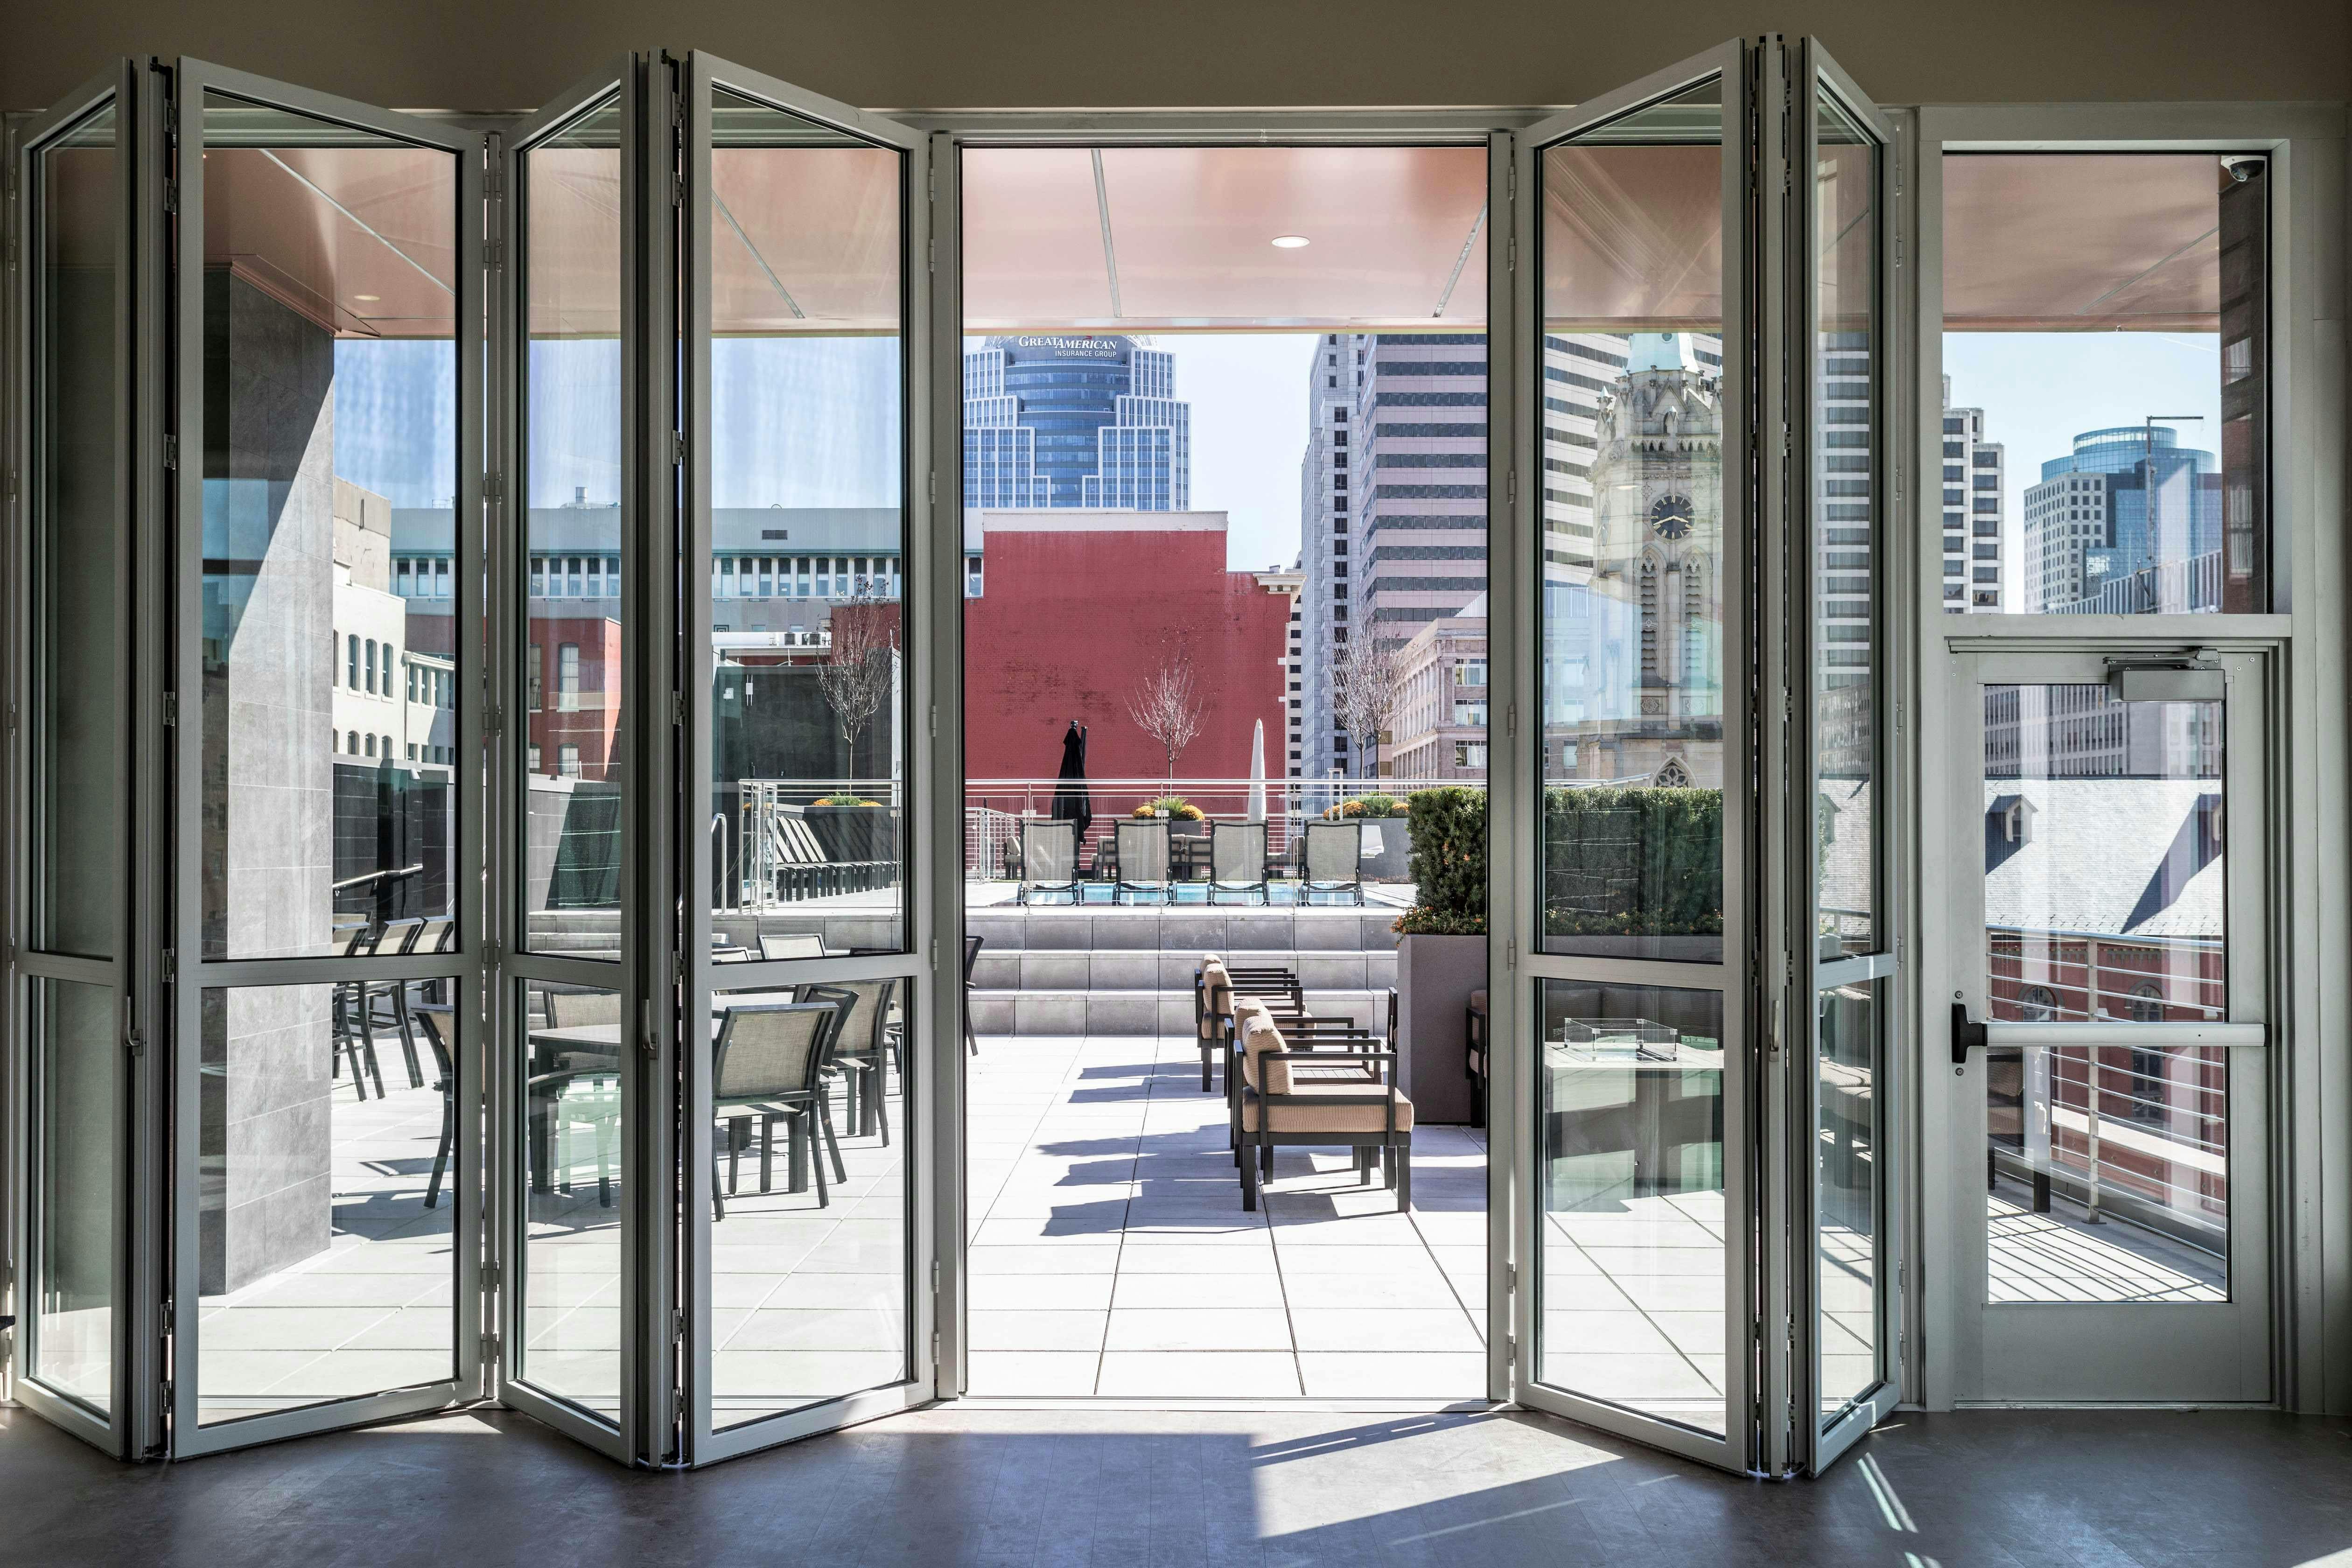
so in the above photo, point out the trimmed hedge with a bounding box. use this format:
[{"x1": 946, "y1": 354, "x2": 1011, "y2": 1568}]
[
  {"x1": 1541, "y1": 787, "x2": 1722, "y2": 937},
  {"x1": 1395, "y1": 786, "x2": 1487, "y2": 936}
]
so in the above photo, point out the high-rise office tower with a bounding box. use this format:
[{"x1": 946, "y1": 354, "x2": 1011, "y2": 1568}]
[
  {"x1": 2024, "y1": 425, "x2": 2223, "y2": 614},
  {"x1": 1942, "y1": 379, "x2": 2007, "y2": 611},
  {"x1": 962, "y1": 334, "x2": 1189, "y2": 511}
]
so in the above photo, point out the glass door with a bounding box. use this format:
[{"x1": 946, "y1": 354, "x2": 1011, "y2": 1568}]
[
  {"x1": 496, "y1": 60, "x2": 651, "y2": 1463},
  {"x1": 1505, "y1": 35, "x2": 1900, "y2": 1476},
  {"x1": 672, "y1": 50, "x2": 936, "y2": 1464},
  {"x1": 166, "y1": 59, "x2": 486, "y2": 1456},
  {"x1": 7, "y1": 62, "x2": 155, "y2": 1459},
  {"x1": 1946, "y1": 648, "x2": 2270, "y2": 1401}
]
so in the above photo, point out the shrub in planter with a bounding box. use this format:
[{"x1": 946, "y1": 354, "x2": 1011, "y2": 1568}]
[
  {"x1": 1133, "y1": 796, "x2": 1204, "y2": 821},
  {"x1": 1323, "y1": 792, "x2": 1409, "y2": 820},
  {"x1": 1394, "y1": 786, "x2": 1486, "y2": 936},
  {"x1": 1540, "y1": 785, "x2": 1722, "y2": 937}
]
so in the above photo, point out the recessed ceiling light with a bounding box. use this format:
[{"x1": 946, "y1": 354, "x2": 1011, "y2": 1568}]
[
  {"x1": 353, "y1": 294, "x2": 381, "y2": 302},
  {"x1": 1270, "y1": 234, "x2": 1310, "y2": 249}
]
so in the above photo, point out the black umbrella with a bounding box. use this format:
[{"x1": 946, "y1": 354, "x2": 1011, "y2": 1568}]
[{"x1": 1051, "y1": 721, "x2": 1093, "y2": 853}]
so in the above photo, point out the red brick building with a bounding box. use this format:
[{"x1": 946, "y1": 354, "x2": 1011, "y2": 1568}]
[{"x1": 963, "y1": 510, "x2": 1295, "y2": 783}]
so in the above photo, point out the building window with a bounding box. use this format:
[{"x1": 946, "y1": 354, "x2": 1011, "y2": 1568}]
[
  {"x1": 529, "y1": 556, "x2": 545, "y2": 596},
  {"x1": 406, "y1": 665, "x2": 418, "y2": 702},
  {"x1": 364, "y1": 638, "x2": 378, "y2": 694},
  {"x1": 1454, "y1": 742, "x2": 1487, "y2": 769},
  {"x1": 347, "y1": 634, "x2": 359, "y2": 688},
  {"x1": 2018, "y1": 985, "x2": 2059, "y2": 1022},
  {"x1": 434, "y1": 559, "x2": 449, "y2": 598},
  {"x1": 364, "y1": 733, "x2": 376, "y2": 757},
  {"x1": 347, "y1": 730, "x2": 359, "y2": 754},
  {"x1": 527, "y1": 743, "x2": 542, "y2": 773},
  {"x1": 1454, "y1": 659, "x2": 1488, "y2": 687},
  {"x1": 557, "y1": 743, "x2": 582, "y2": 777},
  {"x1": 557, "y1": 644, "x2": 581, "y2": 711},
  {"x1": 527, "y1": 644, "x2": 543, "y2": 712}
]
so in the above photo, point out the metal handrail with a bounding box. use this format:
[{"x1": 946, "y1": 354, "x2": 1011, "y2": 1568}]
[{"x1": 332, "y1": 864, "x2": 423, "y2": 892}]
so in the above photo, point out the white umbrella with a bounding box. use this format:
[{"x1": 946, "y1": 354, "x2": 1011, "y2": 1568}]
[{"x1": 1247, "y1": 720, "x2": 1267, "y2": 823}]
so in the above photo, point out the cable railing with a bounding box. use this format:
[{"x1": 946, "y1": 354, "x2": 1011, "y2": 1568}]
[{"x1": 1998, "y1": 1041, "x2": 2229, "y2": 1245}]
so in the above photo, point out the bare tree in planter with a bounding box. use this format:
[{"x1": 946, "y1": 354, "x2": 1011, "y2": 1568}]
[
  {"x1": 1126, "y1": 654, "x2": 1204, "y2": 782},
  {"x1": 816, "y1": 597, "x2": 899, "y2": 778},
  {"x1": 1332, "y1": 634, "x2": 1404, "y2": 779}
]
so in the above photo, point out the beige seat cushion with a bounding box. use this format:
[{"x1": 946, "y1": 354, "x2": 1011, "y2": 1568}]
[
  {"x1": 1240, "y1": 1083, "x2": 1414, "y2": 1134},
  {"x1": 1239, "y1": 1013, "x2": 1291, "y2": 1094},
  {"x1": 1199, "y1": 956, "x2": 1232, "y2": 1038}
]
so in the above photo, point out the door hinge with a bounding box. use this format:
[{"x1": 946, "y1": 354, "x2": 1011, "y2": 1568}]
[
  {"x1": 483, "y1": 938, "x2": 504, "y2": 970},
  {"x1": 672, "y1": 1387, "x2": 687, "y2": 1423},
  {"x1": 929, "y1": 703, "x2": 938, "y2": 739},
  {"x1": 929, "y1": 937, "x2": 939, "y2": 972},
  {"x1": 671, "y1": 693, "x2": 686, "y2": 727},
  {"x1": 484, "y1": 470, "x2": 503, "y2": 501},
  {"x1": 927, "y1": 469, "x2": 936, "y2": 506},
  {"x1": 1505, "y1": 1263, "x2": 1518, "y2": 1295},
  {"x1": 931, "y1": 1259, "x2": 942, "y2": 1294},
  {"x1": 1506, "y1": 234, "x2": 1516, "y2": 273},
  {"x1": 671, "y1": 433, "x2": 686, "y2": 467},
  {"x1": 671, "y1": 171, "x2": 684, "y2": 208},
  {"x1": 480, "y1": 1333, "x2": 500, "y2": 1365},
  {"x1": 1, "y1": 240, "x2": 15, "y2": 271},
  {"x1": 3, "y1": 465, "x2": 16, "y2": 499},
  {"x1": 483, "y1": 238, "x2": 503, "y2": 270},
  {"x1": 1505, "y1": 471, "x2": 1515, "y2": 507},
  {"x1": 161, "y1": 948, "x2": 177, "y2": 984},
  {"x1": 161, "y1": 691, "x2": 178, "y2": 728},
  {"x1": 932, "y1": 1330, "x2": 942, "y2": 1370},
  {"x1": 484, "y1": 700, "x2": 503, "y2": 737},
  {"x1": 1505, "y1": 939, "x2": 1517, "y2": 971},
  {"x1": 671, "y1": 1310, "x2": 686, "y2": 1345},
  {"x1": 481, "y1": 1261, "x2": 501, "y2": 1291},
  {"x1": 1505, "y1": 702, "x2": 1517, "y2": 739},
  {"x1": 163, "y1": 180, "x2": 178, "y2": 214},
  {"x1": 160, "y1": 1379, "x2": 175, "y2": 1409},
  {"x1": 162, "y1": 434, "x2": 178, "y2": 470},
  {"x1": 1781, "y1": 422, "x2": 1792, "y2": 458}
]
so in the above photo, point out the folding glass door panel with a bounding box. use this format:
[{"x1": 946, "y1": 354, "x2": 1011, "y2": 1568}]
[
  {"x1": 165, "y1": 60, "x2": 485, "y2": 1456},
  {"x1": 496, "y1": 62, "x2": 650, "y2": 1463},
  {"x1": 1507, "y1": 37, "x2": 1899, "y2": 1477},
  {"x1": 676, "y1": 51, "x2": 934, "y2": 1464},
  {"x1": 8, "y1": 63, "x2": 149, "y2": 1457},
  {"x1": 1946, "y1": 648, "x2": 2270, "y2": 1402}
]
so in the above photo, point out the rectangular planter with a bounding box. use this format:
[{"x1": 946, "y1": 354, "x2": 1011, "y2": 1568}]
[{"x1": 1396, "y1": 931, "x2": 1486, "y2": 1125}]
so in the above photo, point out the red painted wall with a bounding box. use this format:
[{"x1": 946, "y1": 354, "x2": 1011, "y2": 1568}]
[{"x1": 964, "y1": 523, "x2": 1289, "y2": 782}]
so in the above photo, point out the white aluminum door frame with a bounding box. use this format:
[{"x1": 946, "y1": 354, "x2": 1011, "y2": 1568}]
[
  {"x1": 673, "y1": 47, "x2": 939, "y2": 1467},
  {"x1": 1509, "y1": 37, "x2": 1761, "y2": 1476},
  {"x1": 1944, "y1": 644, "x2": 2272, "y2": 1403},
  {"x1": 166, "y1": 57, "x2": 486, "y2": 1459},
  {"x1": 492, "y1": 57, "x2": 650, "y2": 1466},
  {"x1": 3, "y1": 60, "x2": 161, "y2": 1461}
]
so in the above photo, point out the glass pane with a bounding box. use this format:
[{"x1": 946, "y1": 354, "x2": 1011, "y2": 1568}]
[
  {"x1": 1535, "y1": 978, "x2": 1726, "y2": 1435},
  {"x1": 1987, "y1": 1045, "x2": 2228, "y2": 1303},
  {"x1": 31, "y1": 105, "x2": 121, "y2": 959},
  {"x1": 1983, "y1": 684, "x2": 2225, "y2": 1019},
  {"x1": 522, "y1": 97, "x2": 625, "y2": 956},
  {"x1": 1817, "y1": 979, "x2": 1880, "y2": 1418},
  {"x1": 518, "y1": 979, "x2": 625, "y2": 1415},
  {"x1": 197, "y1": 93, "x2": 462, "y2": 960},
  {"x1": 1813, "y1": 95, "x2": 1878, "y2": 958},
  {"x1": 709, "y1": 978, "x2": 911, "y2": 1426},
  {"x1": 707, "y1": 90, "x2": 907, "y2": 946},
  {"x1": 196, "y1": 982, "x2": 458, "y2": 1425},
  {"x1": 1941, "y1": 154, "x2": 2267, "y2": 614},
  {"x1": 29, "y1": 979, "x2": 118, "y2": 1412},
  {"x1": 1538, "y1": 81, "x2": 1726, "y2": 961}
]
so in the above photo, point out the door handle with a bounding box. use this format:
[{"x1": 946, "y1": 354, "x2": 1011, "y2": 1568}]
[{"x1": 1949, "y1": 1001, "x2": 1988, "y2": 1069}]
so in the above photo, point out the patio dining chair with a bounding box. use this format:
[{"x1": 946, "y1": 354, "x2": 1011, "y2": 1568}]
[
  {"x1": 1302, "y1": 820, "x2": 1366, "y2": 906},
  {"x1": 710, "y1": 990, "x2": 852, "y2": 1218},
  {"x1": 759, "y1": 931, "x2": 826, "y2": 960},
  {"x1": 963, "y1": 934, "x2": 984, "y2": 1057},
  {"x1": 1114, "y1": 818, "x2": 1172, "y2": 905},
  {"x1": 330, "y1": 920, "x2": 388, "y2": 1099},
  {"x1": 415, "y1": 1009, "x2": 459, "y2": 1210},
  {"x1": 1209, "y1": 821, "x2": 1269, "y2": 905},
  {"x1": 1016, "y1": 818, "x2": 1080, "y2": 905},
  {"x1": 796, "y1": 975, "x2": 898, "y2": 1145}
]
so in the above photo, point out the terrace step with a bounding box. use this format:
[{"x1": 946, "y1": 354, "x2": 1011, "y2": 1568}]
[
  {"x1": 970, "y1": 947, "x2": 1395, "y2": 994},
  {"x1": 966, "y1": 987, "x2": 1387, "y2": 1038}
]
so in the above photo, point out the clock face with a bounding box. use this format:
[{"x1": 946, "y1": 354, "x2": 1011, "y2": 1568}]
[{"x1": 1650, "y1": 493, "x2": 1695, "y2": 540}]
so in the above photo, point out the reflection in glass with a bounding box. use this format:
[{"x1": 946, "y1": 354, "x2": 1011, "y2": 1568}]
[
  {"x1": 31, "y1": 980, "x2": 118, "y2": 1411},
  {"x1": 522, "y1": 98, "x2": 625, "y2": 954},
  {"x1": 1981, "y1": 682, "x2": 2230, "y2": 1304},
  {"x1": 1813, "y1": 95, "x2": 1878, "y2": 957},
  {"x1": 1535, "y1": 979, "x2": 1726, "y2": 1435},
  {"x1": 196, "y1": 983, "x2": 457, "y2": 1425},
  {"x1": 31, "y1": 106, "x2": 121, "y2": 959},
  {"x1": 1538, "y1": 82, "x2": 1725, "y2": 961},
  {"x1": 1941, "y1": 154, "x2": 2266, "y2": 614},
  {"x1": 197, "y1": 93, "x2": 461, "y2": 961},
  {"x1": 518, "y1": 980, "x2": 625, "y2": 1413},
  {"x1": 1817, "y1": 980, "x2": 1878, "y2": 1417},
  {"x1": 709, "y1": 979, "x2": 910, "y2": 1426},
  {"x1": 706, "y1": 90, "x2": 907, "y2": 946}
]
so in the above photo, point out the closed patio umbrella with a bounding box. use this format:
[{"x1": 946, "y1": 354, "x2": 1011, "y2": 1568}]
[
  {"x1": 1247, "y1": 719, "x2": 1266, "y2": 823},
  {"x1": 1051, "y1": 721, "x2": 1093, "y2": 852}
]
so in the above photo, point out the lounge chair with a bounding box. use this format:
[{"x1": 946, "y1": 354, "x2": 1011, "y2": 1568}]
[
  {"x1": 1016, "y1": 818, "x2": 1080, "y2": 905},
  {"x1": 1234, "y1": 1010, "x2": 1413, "y2": 1212},
  {"x1": 1302, "y1": 819, "x2": 1365, "y2": 906},
  {"x1": 1115, "y1": 818, "x2": 1172, "y2": 905},
  {"x1": 759, "y1": 931, "x2": 826, "y2": 960},
  {"x1": 1209, "y1": 821, "x2": 1269, "y2": 904}
]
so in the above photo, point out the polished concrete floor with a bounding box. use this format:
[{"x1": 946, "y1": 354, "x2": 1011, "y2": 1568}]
[{"x1": 2, "y1": 1401, "x2": 2346, "y2": 1566}]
